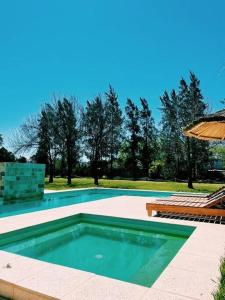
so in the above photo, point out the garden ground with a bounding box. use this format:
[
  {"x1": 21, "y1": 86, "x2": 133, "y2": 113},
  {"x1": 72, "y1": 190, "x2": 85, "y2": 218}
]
[{"x1": 45, "y1": 177, "x2": 224, "y2": 193}]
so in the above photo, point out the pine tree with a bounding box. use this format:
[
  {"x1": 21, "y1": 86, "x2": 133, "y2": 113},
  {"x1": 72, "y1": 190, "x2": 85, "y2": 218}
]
[
  {"x1": 125, "y1": 99, "x2": 140, "y2": 179},
  {"x1": 105, "y1": 85, "x2": 122, "y2": 177},
  {"x1": 139, "y1": 98, "x2": 157, "y2": 177},
  {"x1": 170, "y1": 89, "x2": 184, "y2": 178},
  {"x1": 82, "y1": 96, "x2": 108, "y2": 185},
  {"x1": 0, "y1": 134, "x2": 3, "y2": 147},
  {"x1": 179, "y1": 72, "x2": 209, "y2": 188},
  {"x1": 0, "y1": 147, "x2": 16, "y2": 162},
  {"x1": 56, "y1": 98, "x2": 79, "y2": 185},
  {"x1": 0, "y1": 135, "x2": 16, "y2": 162},
  {"x1": 160, "y1": 90, "x2": 182, "y2": 178},
  {"x1": 37, "y1": 104, "x2": 58, "y2": 183}
]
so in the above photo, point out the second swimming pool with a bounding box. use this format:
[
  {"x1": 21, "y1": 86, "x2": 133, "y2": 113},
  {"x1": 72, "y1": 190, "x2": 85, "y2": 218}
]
[
  {"x1": 0, "y1": 188, "x2": 172, "y2": 218},
  {"x1": 0, "y1": 213, "x2": 195, "y2": 286}
]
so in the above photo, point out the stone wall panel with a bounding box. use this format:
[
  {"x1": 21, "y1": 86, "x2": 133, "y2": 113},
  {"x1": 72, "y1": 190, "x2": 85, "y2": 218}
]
[{"x1": 0, "y1": 163, "x2": 45, "y2": 201}]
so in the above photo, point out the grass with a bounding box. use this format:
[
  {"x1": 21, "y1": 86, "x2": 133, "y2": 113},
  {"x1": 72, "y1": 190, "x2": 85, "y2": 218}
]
[
  {"x1": 213, "y1": 258, "x2": 225, "y2": 300},
  {"x1": 45, "y1": 177, "x2": 224, "y2": 193}
]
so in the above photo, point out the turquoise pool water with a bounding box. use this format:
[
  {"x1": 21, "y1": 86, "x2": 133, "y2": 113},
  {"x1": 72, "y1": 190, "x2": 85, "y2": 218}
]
[
  {"x1": 0, "y1": 188, "x2": 172, "y2": 218},
  {"x1": 0, "y1": 214, "x2": 195, "y2": 287}
]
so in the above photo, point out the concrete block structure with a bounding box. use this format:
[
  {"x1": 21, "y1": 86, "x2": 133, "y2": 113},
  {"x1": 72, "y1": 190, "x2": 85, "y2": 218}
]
[{"x1": 0, "y1": 162, "x2": 45, "y2": 201}]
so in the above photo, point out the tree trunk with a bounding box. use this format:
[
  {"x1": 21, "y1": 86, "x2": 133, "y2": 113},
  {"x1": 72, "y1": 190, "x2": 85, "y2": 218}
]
[
  {"x1": 187, "y1": 137, "x2": 193, "y2": 189},
  {"x1": 94, "y1": 166, "x2": 99, "y2": 185},
  {"x1": 67, "y1": 148, "x2": 72, "y2": 185},
  {"x1": 49, "y1": 162, "x2": 54, "y2": 183},
  {"x1": 60, "y1": 154, "x2": 66, "y2": 178},
  {"x1": 109, "y1": 154, "x2": 113, "y2": 179},
  {"x1": 133, "y1": 162, "x2": 137, "y2": 180},
  {"x1": 94, "y1": 175, "x2": 99, "y2": 185},
  {"x1": 131, "y1": 145, "x2": 137, "y2": 180},
  {"x1": 67, "y1": 169, "x2": 72, "y2": 185},
  {"x1": 93, "y1": 159, "x2": 99, "y2": 185},
  {"x1": 143, "y1": 162, "x2": 149, "y2": 178}
]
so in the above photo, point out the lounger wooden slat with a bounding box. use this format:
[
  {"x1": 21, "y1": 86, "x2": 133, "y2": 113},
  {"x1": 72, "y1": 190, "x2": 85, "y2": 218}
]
[
  {"x1": 172, "y1": 193, "x2": 208, "y2": 198},
  {"x1": 176, "y1": 187, "x2": 224, "y2": 199},
  {"x1": 146, "y1": 203, "x2": 225, "y2": 217},
  {"x1": 158, "y1": 196, "x2": 209, "y2": 203},
  {"x1": 171, "y1": 197, "x2": 209, "y2": 202},
  {"x1": 156, "y1": 199, "x2": 211, "y2": 207},
  {"x1": 156, "y1": 195, "x2": 225, "y2": 207}
]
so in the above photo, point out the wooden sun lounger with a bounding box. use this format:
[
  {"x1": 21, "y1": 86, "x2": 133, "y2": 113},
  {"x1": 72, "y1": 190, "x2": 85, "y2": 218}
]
[{"x1": 146, "y1": 187, "x2": 225, "y2": 217}]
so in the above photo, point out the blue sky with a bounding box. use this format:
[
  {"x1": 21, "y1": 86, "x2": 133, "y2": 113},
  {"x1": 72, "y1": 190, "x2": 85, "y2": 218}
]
[{"x1": 0, "y1": 0, "x2": 225, "y2": 144}]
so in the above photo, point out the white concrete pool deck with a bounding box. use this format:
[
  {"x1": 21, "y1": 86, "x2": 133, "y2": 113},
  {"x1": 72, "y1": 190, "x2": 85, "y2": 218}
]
[{"x1": 0, "y1": 190, "x2": 224, "y2": 300}]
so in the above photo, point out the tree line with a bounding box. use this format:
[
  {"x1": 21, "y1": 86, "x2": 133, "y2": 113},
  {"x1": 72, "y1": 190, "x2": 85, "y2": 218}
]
[{"x1": 2, "y1": 72, "x2": 213, "y2": 188}]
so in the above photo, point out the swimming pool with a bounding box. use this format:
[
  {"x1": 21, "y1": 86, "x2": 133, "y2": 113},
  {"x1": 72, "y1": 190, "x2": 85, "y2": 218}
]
[
  {"x1": 0, "y1": 188, "x2": 172, "y2": 218},
  {"x1": 0, "y1": 213, "x2": 195, "y2": 287}
]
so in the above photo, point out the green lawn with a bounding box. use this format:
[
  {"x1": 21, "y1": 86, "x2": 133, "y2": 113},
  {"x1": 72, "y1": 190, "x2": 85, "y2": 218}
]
[{"x1": 45, "y1": 177, "x2": 224, "y2": 193}]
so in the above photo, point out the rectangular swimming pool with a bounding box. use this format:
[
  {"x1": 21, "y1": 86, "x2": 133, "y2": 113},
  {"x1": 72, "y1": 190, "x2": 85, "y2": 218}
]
[
  {"x1": 0, "y1": 188, "x2": 172, "y2": 218},
  {"x1": 0, "y1": 213, "x2": 195, "y2": 287}
]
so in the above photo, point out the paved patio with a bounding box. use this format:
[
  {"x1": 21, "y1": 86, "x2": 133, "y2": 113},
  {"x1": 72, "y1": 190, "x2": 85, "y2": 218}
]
[{"x1": 0, "y1": 190, "x2": 224, "y2": 300}]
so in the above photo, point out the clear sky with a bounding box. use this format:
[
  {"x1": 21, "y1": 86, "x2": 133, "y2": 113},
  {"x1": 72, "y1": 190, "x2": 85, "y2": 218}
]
[{"x1": 0, "y1": 0, "x2": 225, "y2": 145}]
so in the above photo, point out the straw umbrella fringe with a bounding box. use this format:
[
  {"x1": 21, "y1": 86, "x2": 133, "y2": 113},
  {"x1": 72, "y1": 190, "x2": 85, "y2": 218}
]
[{"x1": 184, "y1": 109, "x2": 225, "y2": 141}]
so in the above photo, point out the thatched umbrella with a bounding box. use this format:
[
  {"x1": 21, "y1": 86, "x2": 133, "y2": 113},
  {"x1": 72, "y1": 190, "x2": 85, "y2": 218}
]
[{"x1": 184, "y1": 109, "x2": 225, "y2": 141}]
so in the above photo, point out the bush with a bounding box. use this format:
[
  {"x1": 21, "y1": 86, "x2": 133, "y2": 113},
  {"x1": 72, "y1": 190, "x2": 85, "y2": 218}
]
[
  {"x1": 149, "y1": 160, "x2": 163, "y2": 179},
  {"x1": 213, "y1": 258, "x2": 225, "y2": 300}
]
